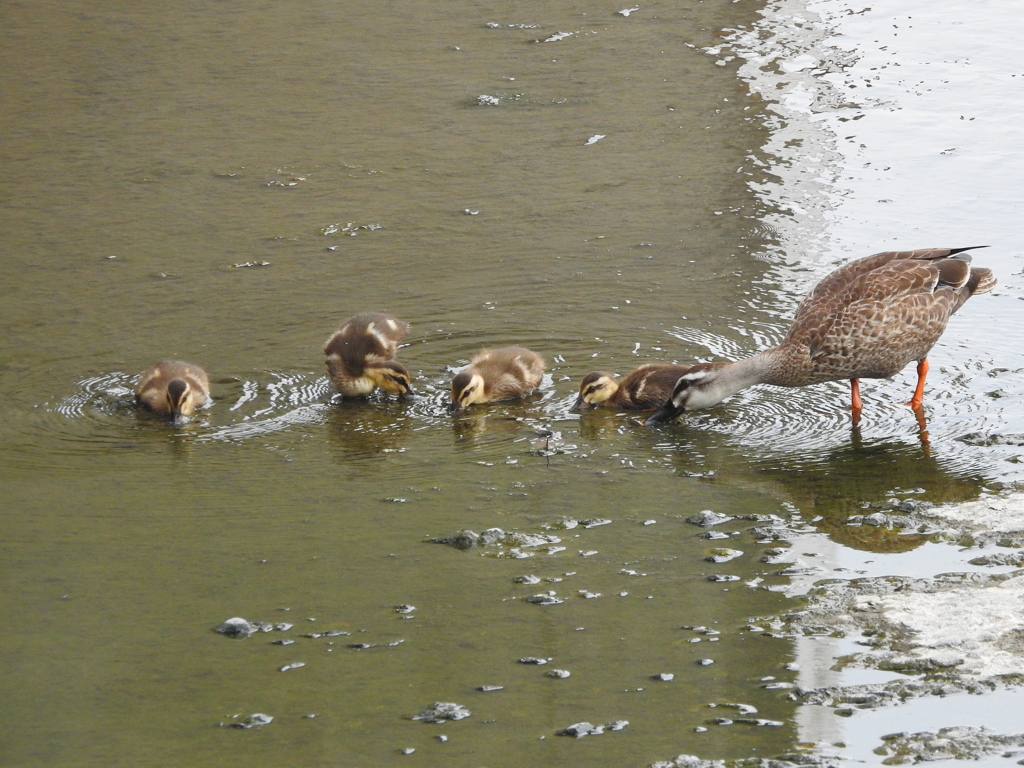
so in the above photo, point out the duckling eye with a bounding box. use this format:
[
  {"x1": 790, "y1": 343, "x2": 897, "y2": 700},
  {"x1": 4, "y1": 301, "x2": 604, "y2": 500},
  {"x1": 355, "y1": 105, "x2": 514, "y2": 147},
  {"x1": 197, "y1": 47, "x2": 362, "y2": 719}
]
[{"x1": 585, "y1": 385, "x2": 599, "y2": 395}]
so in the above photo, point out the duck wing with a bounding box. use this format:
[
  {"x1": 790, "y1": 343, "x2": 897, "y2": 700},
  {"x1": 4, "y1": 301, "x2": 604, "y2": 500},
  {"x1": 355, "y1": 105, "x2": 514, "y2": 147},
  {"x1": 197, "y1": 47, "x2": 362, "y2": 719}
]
[
  {"x1": 800, "y1": 246, "x2": 985, "y2": 308},
  {"x1": 786, "y1": 258, "x2": 973, "y2": 381}
]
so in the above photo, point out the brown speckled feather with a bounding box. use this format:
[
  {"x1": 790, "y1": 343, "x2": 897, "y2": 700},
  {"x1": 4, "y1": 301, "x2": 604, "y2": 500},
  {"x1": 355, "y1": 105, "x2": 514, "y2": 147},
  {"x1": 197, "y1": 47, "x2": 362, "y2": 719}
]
[
  {"x1": 324, "y1": 312, "x2": 409, "y2": 379},
  {"x1": 615, "y1": 364, "x2": 696, "y2": 408},
  {"x1": 766, "y1": 248, "x2": 994, "y2": 386},
  {"x1": 470, "y1": 347, "x2": 545, "y2": 400}
]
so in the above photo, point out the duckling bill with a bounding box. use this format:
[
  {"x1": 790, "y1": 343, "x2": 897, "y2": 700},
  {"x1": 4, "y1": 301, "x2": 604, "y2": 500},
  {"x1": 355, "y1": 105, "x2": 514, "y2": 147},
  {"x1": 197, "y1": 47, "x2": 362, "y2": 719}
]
[
  {"x1": 449, "y1": 347, "x2": 545, "y2": 414},
  {"x1": 645, "y1": 246, "x2": 996, "y2": 425},
  {"x1": 324, "y1": 312, "x2": 415, "y2": 398},
  {"x1": 135, "y1": 361, "x2": 209, "y2": 427}
]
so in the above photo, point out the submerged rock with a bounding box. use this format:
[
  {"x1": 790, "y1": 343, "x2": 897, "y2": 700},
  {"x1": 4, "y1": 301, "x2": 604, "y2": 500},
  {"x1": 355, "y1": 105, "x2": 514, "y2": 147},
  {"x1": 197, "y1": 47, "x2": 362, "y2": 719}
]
[
  {"x1": 704, "y1": 548, "x2": 743, "y2": 564},
  {"x1": 652, "y1": 752, "x2": 844, "y2": 768},
  {"x1": 411, "y1": 702, "x2": 471, "y2": 723},
  {"x1": 228, "y1": 713, "x2": 273, "y2": 729},
  {"x1": 548, "y1": 517, "x2": 612, "y2": 530},
  {"x1": 514, "y1": 574, "x2": 542, "y2": 584},
  {"x1": 214, "y1": 617, "x2": 273, "y2": 638},
  {"x1": 431, "y1": 528, "x2": 561, "y2": 554},
  {"x1": 215, "y1": 617, "x2": 256, "y2": 638},
  {"x1": 687, "y1": 510, "x2": 731, "y2": 527},
  {"x1": 431, "y1": 530, "x2": 481, "y2": 550},
  {"x1": 876, "y1": 726, "x2": 1024, "y2": 764},
  {"x1": 346, "y1": 639, "x2": 404, "y2": 649},
  {"x1": 557, "y1": 719, "x2": 628, "y2": 738},
  {"x1": 525, "y1": 593, "x2": 564, "y2": 605}
]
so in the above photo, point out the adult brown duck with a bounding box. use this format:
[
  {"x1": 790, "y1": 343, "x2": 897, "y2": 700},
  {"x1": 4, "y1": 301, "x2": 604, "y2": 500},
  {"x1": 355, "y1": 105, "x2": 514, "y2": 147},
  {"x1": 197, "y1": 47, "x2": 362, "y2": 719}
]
[
  {"x1": 324, "y1": 312, "x2": 415, "y2": 398},
  {"x1": 646, "y1": 247, "x2": 996, "y2": 425}
]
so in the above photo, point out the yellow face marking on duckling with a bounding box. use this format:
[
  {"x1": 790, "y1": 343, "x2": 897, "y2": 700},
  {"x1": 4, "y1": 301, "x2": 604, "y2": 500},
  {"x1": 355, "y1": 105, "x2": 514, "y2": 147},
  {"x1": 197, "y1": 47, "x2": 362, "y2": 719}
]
[
  {"x1": 572, "y1": 372, "x2": 617, "y2": 409},
  {"x1": 368, "y1": 362, "x2": 415, "y2": 397},
  {"x1": 450, "y1": 371, "x2": 484, "y2": 413}
]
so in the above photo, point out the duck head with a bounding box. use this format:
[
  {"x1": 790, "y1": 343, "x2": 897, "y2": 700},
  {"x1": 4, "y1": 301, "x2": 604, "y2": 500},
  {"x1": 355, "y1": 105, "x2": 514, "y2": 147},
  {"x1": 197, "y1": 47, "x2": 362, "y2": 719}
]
[
  {"x1": 644, "y1": 363, "x2": 731, "y2": 425},
  {"x1": 449, "y1": 370, "x2": 485, "y2": 414},
  {"x1": 571, "y1": 371, "x2": 618, "y2": 410},
  {"x1": 165, "y1": 378, "x2": 198, "y2": 427},
  {"x1": 369, "y1": 361, "x2": 416, "y2": 398}
]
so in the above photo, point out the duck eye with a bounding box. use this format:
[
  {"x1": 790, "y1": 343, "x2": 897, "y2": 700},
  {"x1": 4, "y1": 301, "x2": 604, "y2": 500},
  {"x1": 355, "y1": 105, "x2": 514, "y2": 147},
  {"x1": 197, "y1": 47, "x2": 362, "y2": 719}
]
[{"x1": 585, "y1": 385, "x2": 599, "y2": 395}]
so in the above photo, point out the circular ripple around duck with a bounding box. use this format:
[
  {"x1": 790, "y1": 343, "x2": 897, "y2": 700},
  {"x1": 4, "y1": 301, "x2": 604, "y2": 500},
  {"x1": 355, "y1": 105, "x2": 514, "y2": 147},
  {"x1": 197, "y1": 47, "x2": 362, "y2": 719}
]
[
  {"x1": 26, "y1": 371, "x2": 338, "y2": 464},
  {"x1": 12, "y1": 372, "x2": 149, "y2": 470}
]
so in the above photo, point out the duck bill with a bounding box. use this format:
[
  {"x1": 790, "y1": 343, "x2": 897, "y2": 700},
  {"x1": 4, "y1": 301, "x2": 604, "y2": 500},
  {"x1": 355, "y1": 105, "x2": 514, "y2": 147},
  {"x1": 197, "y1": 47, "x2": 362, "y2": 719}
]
[
  {"x1": 399, "y1": 387, "x2": 417, "y2": 400},
  {"x1": 569, "y1": 395, "x2": 588, "y2": 412},
  {"x1": 644, "y1": 402, "x2": 683, "y2": 426},
  {"x1": 447, "y1": 401, "x2": 464, "y2": 415},
  {"x1": 171, "y1": 410, "x2": 191, "y2": 428}
]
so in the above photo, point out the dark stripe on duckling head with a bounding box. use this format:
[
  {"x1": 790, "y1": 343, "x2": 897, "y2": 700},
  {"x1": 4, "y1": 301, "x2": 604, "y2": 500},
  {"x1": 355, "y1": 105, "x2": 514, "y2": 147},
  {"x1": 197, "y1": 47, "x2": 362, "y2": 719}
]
[
  {"x1": 166, "y1": 378, "x2": 189, "y2": 408},
  {"x1": 449, "y1": 370, "x2": 478, "y2": 413}
]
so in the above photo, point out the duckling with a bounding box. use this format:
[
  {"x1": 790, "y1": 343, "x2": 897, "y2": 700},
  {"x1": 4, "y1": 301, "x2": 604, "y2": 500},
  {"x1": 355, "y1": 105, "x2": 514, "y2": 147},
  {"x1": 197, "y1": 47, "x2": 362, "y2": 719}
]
[
  {"x1": 135, "y1": 361, "x2": 209, "y2": 427},
  {"x1": 324, "y1": 312, "x2": 415, "y2": 398},
  {"x1": 646, "y1": 246, "x2": 997, "y2": 424},
  {"x1": 572, "y1": 364, "x2": 698, "y2": 411},
  {"x1": 449, "y1": 346, "x2": 545, "y2": 413}
]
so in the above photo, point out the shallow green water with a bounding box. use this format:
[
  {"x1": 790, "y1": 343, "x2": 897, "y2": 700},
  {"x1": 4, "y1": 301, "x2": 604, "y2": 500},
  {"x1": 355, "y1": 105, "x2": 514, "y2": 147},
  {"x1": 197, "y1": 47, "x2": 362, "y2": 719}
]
[{"x1": 0, "y1": 1, "x2": 1010, "y2": 766}]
